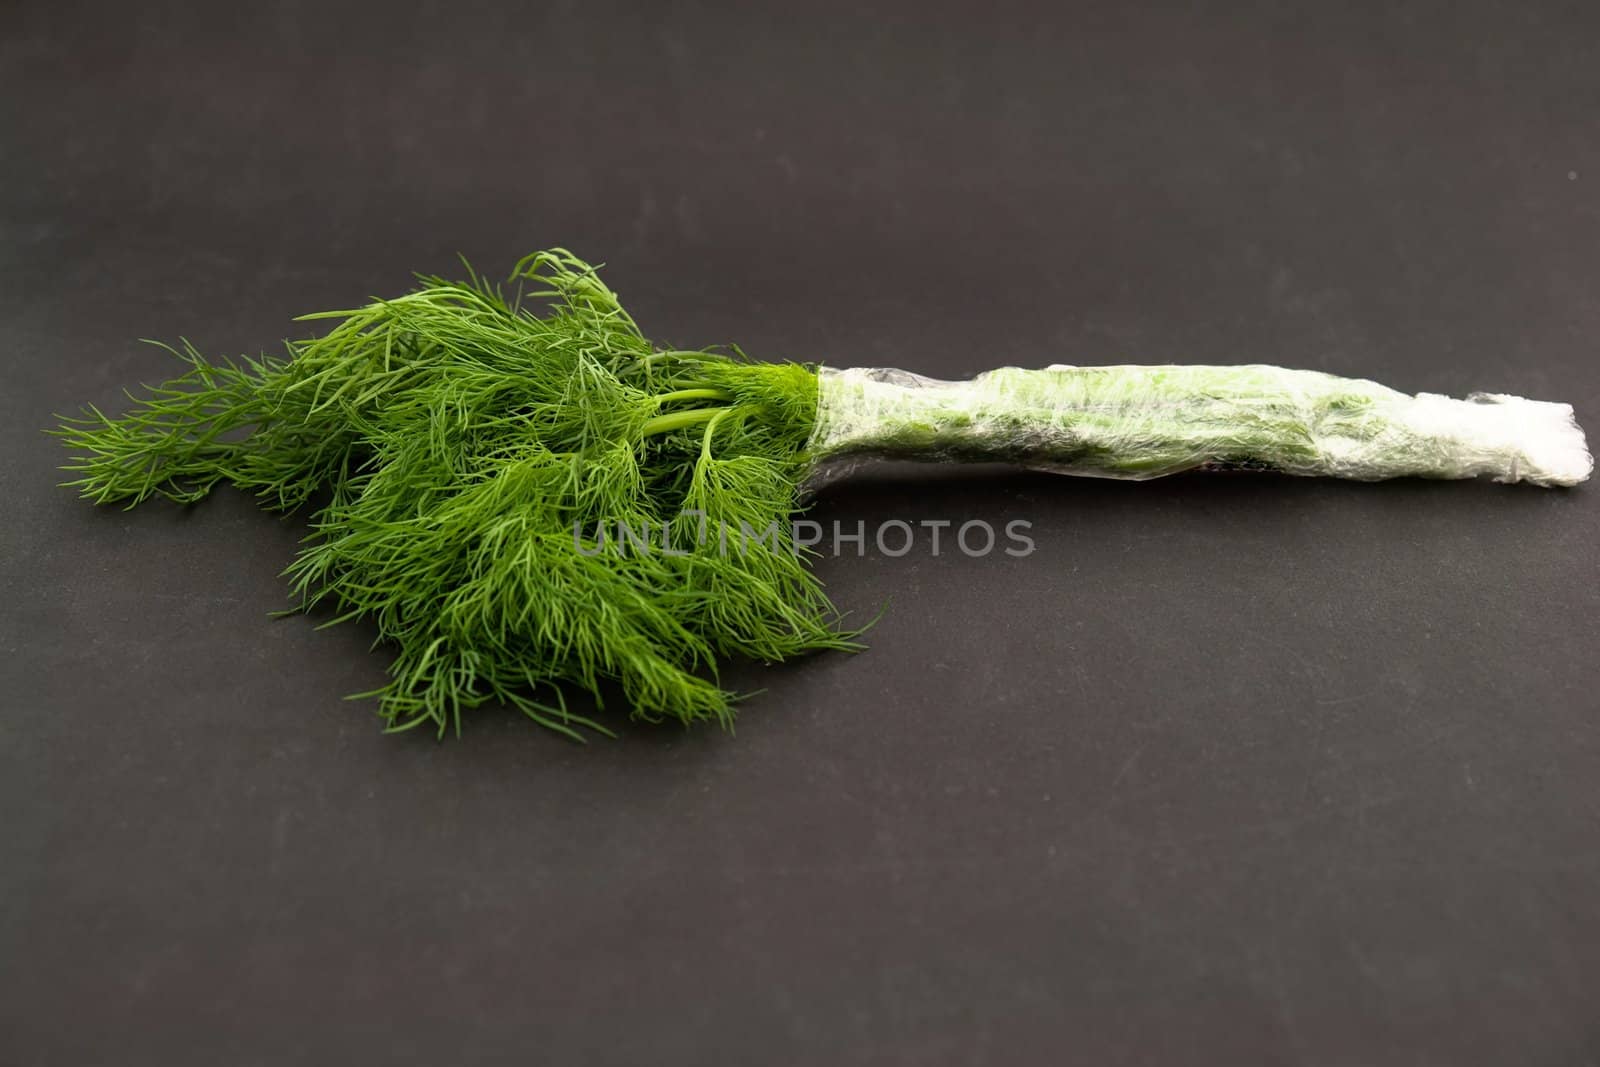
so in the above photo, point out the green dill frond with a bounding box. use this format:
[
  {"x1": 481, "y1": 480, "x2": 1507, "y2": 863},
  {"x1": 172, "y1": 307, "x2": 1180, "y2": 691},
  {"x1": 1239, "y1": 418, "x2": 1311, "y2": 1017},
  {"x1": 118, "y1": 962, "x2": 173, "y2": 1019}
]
[{"x1": 57, "y1": 249, "x2": 856, "y2": 737}]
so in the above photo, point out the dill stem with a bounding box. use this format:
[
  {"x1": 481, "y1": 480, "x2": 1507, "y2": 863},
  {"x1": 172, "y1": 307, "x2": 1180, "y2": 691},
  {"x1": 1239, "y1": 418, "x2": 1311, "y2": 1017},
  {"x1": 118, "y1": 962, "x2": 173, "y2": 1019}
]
[
  {"x1": 651, "y1": 387, "x2": 732, "y2": 406},
  {"x1": 699, "y1": 407, "x2": 732, "y2": 459},
  {"x1": 640, "y1": 405, "x2": 730, "y2": 437}
]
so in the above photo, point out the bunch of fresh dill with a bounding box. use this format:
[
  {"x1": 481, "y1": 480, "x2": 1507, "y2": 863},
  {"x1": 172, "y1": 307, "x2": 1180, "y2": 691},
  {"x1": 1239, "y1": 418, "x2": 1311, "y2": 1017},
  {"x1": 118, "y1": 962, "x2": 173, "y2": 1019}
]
[
  {"x1": 58, "y1": 251, "x2": 855, "y2": 738},
  {"x1": 58, "y1": 249, "x2": 1589, "y2": 739}
]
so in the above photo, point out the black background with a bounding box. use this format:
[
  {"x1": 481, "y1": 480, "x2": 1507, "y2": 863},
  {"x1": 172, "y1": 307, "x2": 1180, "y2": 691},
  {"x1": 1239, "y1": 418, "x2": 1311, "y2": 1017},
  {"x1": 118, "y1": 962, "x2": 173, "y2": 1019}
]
[{"x1": 5, "y1": 2, "x2": 1599, "y2": 1063}]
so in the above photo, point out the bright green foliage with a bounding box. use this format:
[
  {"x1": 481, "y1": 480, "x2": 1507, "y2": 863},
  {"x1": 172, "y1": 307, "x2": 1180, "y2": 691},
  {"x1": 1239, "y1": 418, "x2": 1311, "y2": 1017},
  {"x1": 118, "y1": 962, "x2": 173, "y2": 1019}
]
[{"x1": 57, "y1": 251, "x2": 856, "y2": 738}]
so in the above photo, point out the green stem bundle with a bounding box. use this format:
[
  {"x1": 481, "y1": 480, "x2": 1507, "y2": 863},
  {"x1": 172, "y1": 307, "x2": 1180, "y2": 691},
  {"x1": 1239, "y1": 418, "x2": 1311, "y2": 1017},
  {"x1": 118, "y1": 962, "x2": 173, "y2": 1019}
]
[{"x1": 808, "y1": 364, "x2": 1592, "y2": 486}]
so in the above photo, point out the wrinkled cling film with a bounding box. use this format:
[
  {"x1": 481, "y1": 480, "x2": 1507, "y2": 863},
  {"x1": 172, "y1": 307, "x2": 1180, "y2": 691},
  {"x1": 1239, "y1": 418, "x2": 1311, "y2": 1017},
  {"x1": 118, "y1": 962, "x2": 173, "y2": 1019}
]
[{"x1": 803, "y1": 364, "x2": 1592, "y2": 489}]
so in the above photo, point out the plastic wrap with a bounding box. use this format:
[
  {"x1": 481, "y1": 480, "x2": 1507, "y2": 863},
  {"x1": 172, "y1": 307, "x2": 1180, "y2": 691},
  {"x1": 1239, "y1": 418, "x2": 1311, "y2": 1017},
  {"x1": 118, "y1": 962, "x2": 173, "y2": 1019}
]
[{"x1": 805, "y1": 364, "x2": 1592, "y2": 488}]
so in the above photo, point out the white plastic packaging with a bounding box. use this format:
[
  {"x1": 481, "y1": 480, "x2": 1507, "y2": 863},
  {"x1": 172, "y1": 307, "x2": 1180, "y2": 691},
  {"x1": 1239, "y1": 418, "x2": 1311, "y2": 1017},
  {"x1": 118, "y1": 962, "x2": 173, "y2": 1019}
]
[{"x1": 806, "y1": 364, "x2": 1592, "y2": 488}]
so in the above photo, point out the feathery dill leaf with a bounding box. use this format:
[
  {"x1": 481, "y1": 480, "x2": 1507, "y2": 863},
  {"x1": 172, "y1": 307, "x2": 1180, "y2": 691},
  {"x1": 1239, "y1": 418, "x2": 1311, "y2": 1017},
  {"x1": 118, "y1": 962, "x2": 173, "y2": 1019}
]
[{"x1": 56, "y1": 250, "x2": 857, "y2": 737}]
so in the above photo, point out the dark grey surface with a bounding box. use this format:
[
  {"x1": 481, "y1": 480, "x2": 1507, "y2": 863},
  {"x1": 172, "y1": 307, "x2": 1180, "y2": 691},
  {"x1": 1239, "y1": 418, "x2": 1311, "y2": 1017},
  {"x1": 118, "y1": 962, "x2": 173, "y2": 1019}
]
[{"x1": 4, "y1": 1, "x2": 1599, "y2": 1063}]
